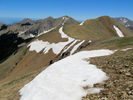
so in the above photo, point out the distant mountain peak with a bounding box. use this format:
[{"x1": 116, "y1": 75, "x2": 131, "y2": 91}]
[
  {"x1": 114, "y1": 17, "x2": 133, "y2": 30},
  {"x1": 45, "y1": 16, "x2": 54, "y2": 20},
  {"x1": 0, "y1": 22, "x2": 3, "y2": 26},
  {"x1": 17, "y1": 18, "x2": 34, "y2": 24},
  {"x1": 22, "y1": 18, "x2": 33, "y2": 21}
]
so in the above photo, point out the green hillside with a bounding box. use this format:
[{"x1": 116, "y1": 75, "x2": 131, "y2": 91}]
[{"x1": 63, "y1": 16, "x2": 133, "y2": 40}]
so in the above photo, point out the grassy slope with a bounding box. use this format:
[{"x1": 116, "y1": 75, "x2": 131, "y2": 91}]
[
  {"x1": 37, "y1": 27, "x2": 68, "y2": 43},
  {"x1": 0, "y1": 70, "x2": 41, "y2": 100},
  {"x1": 63, "y1": 16, "x2": 133, "y2": 40},
  {"x1": 0, "y1": 46, "x2": 28, "y2": 80},
  {"x1": 83, "y1": 36, "x2": 133, "y2": 50},
  {"x1": 0, "y1": 35, "x2": 132, "y2": 100},
  {"x1": 0, "y1": 16, "x2": 133, "y2": 100},
  {"x1": 1, "y1": 27, "x2": 67, "y2": 83}
]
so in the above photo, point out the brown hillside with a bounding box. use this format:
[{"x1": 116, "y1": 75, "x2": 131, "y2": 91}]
[{"x1": 63, "y1": 16, "x2": 133, "y2": 40}]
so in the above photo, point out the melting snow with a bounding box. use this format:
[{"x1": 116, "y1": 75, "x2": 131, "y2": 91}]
[
  {"x1": 80, "y1": 21, "x2": 85, "y2": 26},
  {"x1": 63, "y1": 40, "x2": 79, "y2": 53},
  {"x1": 19, "y1": 31, "x2": 26, "y2": 35},
  {"x1": 28, "y1": 39, "x2": 73, "y2": 54},
  {"x1": 28, "y1": 27, "x2": 74, "y2": 54},
  {"x1": 19, "y1": 28, "x2": 55, "y2": 38},
  {"x1": 28, "y1": 40, "x2": 47, "y2": 53},
  {"x1": 123, "y1": 18, "x2": 128, "y2": 23},
  {"x1": 28, "y1": 26, "x2": 91, "y2": 55},
  {"x1": 113, "y1": 25, "x2": 124, "y2": 37},
  {"x1": 20, "y1": 49, "x2": 114, "y2": 100},
  {"x1": 30, "y1": 34, "x2": 35, "y2": 38},
  {"x1": 70, "y1": 40, "x2": 85, "y2": 55},
  {"x1": 121, "y1": 48, "x2": 133, "y2": 51},
  {"x1": 87, "y1": 88, "x2": 103, "y2": 94},
  {"x1": 37, "y1": 28, "x2": 55, "y2": 37},
  {"x1": 59, "y1": 26, "x2": 74, "y2": 40},
  {"x1": 125, "y1": 24, "x2": 130, "y2": 27},
  {"x1": 62, "y1": 17, "x2": 69, "y2": 25},
  {"x1": 88, "y1": 40, "x2": 92, "y2": 43}
]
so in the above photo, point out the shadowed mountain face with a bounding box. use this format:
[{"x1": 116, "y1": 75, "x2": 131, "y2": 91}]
[
  {"x1": 0, "y1": 23, "x2": 8, "y2": 31},
  {"x1": 115, "y1": 17, "x2": 133, "y2": 31},
  {"x1": 1, "y1": 16, "x2": 132, "y2": 62},
  {"x1": 0, "y1": 32, "x2": 32, "y2": 61},
  {"x1": 0, "y1": 23, "x2": 3, "y2": 27},
  {"x1": 0, "y1": 16, "x2": 78, "y2": 61},
  {"x1": 0, "y1": 16, "x2": 78, "y2": 39},
  {"x1": 16, "y1": 18, "x2": 35, "y2": 26},
  {"x1": 0, "y1": 16, "x2": 132, "y2": 62}
]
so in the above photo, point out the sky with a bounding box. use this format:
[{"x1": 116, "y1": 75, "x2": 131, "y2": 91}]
[{"x1": 0, "y1": 0, "x2": 133, "y2": 20}]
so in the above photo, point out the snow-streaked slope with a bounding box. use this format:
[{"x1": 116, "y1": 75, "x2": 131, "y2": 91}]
[
  {"x1": 121, "y1": 48, "x2": 133, "y2": 51},
  {"x1": 80, "y1": 21, "x2": 85, "y2": 26},
  {"x1": 113, "y1": 25, "x2": 124, "y2": 37},
  {"x1": 59, "y1": 26, "x2": 74, "y2": 41},
  {"x1": 63, "y1": 40, "x2": 78, "y2": 53},
  {"x1": 37, "y1": 28, "x2": 55, "y2": 37},
  {"x1": 28, "y1": 39, "x2": 73, "y2": 54},
  {"x1": 20, "y1": 49, "x2": 115, "y2": 100},
  {"x1": 28, "y1": 26, "x2": 88, "y2": 55},
  {"x1": 28, "y1": 40, "x2": 47, "y2": 53},
  {"x1": 28, "y1": 27, "x2": 74, "y2": 54},
  {"x1": 28, "y1": 26, "x2": 91, "y2": 55},
  {"x1": 70, "y1": 40, "x2": 85, "y2": 55}
]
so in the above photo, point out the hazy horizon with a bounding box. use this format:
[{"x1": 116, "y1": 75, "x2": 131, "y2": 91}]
[{"x1": 0, "y1": 0, "x2": 133, "y2": 21}]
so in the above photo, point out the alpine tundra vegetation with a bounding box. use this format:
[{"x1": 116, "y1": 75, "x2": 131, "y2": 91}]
[{"x1": 0, "y1": 0, "x2": 133, "y2": 100}]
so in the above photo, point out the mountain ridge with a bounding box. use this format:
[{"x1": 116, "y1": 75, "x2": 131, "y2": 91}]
[
  {"x1": 0, "y1": 15, "x2": 133, "y2": 100},
  {"x1": 114, "y1": 17, "x2": 133, "y2": 30}
]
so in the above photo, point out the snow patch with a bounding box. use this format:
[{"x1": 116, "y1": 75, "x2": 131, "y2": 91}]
[
  {"x1": 80, "y1": 21, "x2": 85, "y2": 26},
  {"x1": 123, "y1": 18, "x2": 128, "y2": 24},
  {"x1": 63, "y1": 40, "x2": 78, "y2": 53},
  {"x1": 113, "y1": 25, "x2": 124, "y2": 37},
  {"x1": 28, "y1": 40, "x2": 47, "y2": 53},
  {"x1": 29, "y1": 34, "x2": 35, "y2": 38},
  {"x1": 62, "y1": 17, "x2": 69, "y2": 25},
  {"x1": 70, "y1": 40, "x2": 85, "y2": 55},
  {"x1": 87, "y1": 88, "x2": 103, "y2": 94},
  {"x1": 28, "y1": 40, "x2": 73, "y2": 54},
  {"x1": 121, "y1": 48, "x2": 132, "y2": 51},
  {"x1": 28, "y1": 26, "x2": 91, "y2": 55},
  {"x1": 125, "y1": 24, "x2": 130, "y2": 27},
  {"x1": 37, "y1": 28, "x2": 55, "y2": 37},
  {"x1": 19, "y1": 31, "x2": 26, "y2": 35},
  {"x1": 28, "y1": 27, "x2": 74, "y2": 54},
  {"x1": 59, "y1": 26, "x2": 73, "y2": 40},
  {"x1": 88, "y1": 40, "x2": 92, "y2": 43},
  {"x1": 20, "y1": 49, "x2": 114, "y2": 100}
]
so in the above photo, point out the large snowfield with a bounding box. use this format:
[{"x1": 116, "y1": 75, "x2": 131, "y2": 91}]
[{"x1": 19, "y1": 49, "x2": 114, "y2": 100}]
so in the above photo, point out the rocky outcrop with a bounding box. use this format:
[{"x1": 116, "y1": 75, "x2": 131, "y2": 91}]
[
  {"x1": 115, "y1": 17, "x2": 133, "y2": 31},
  {"x1": 24, "y1": 16, "x2": 78, "y2": 36},
  {"x1": 0, "y1": 31, "x2": 32, "y2": 61},
  {"x1": 0, "y1": 16, "x2": 78, "y2": 39},
  {"x1": 83, "y1": 50, "x2": 133, "y2": 100},
  {"x1": 0, "y1": 23, "x2": 8, "y2": 31}
]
